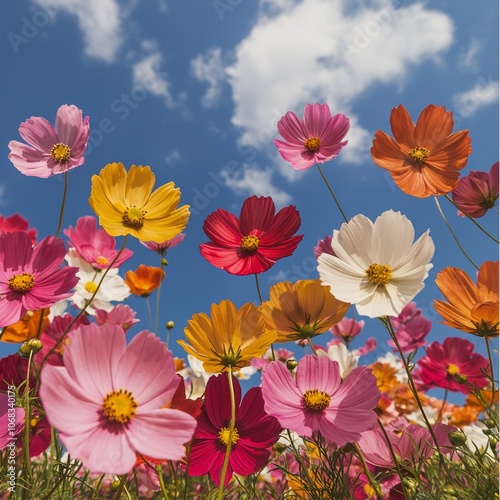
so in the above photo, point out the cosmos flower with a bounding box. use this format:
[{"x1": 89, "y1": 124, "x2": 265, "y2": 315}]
[
  {"x1": 140, "y1": 233, "x2": 185, "y2": 254},
  {"x1": 0, "y1": 232, "x2": 79, "y2": 327},
  {"x1": 313, "y1": 235, "x2": 335, "y2": 259},
  {"x1": 124, "y1": 265, "x2": 165, "y2": 297},
  {"x1": 274, "y1": 103, "x2": 350, "y2": 170},
  {"x1": 178, "y1": 300, "x2": 276, "y2": 373},
  {"x1": 387, "y1": 302, "x2": 432, "y2": 353},
  {"x1": 261, "y1": 355, "x2": 380, "y2": 445},
  {"x1": 371, "y1": 104, "x2": 472, "y2": 198},
  {"x1": 434, "y1": 261, "x2": 499, "y2": 337},
  {"x1": 317, "y1": 210, "x2": 434, "y2": 318},
  {"x1": 329, "y1": 317, "x2": 365, "y2": 344},
  {"x1": 187, "y1": 373, "x2": 282, "y2": 487},
  {"x1": 8, "y1": 104, "x2": 90, "y2": 178},
  {"x1": 415, "y1": 337, "x2": 490, "y2": 394},
  {"x1": 0, "y1": 309, "x2": 50, "y2": 343},
  {"x1": 94, "y1": 304, "x2": 139, "y2": 332},
  {"x1": 0, "y1": 213, "x2": 37, "y2": 244},
  {"x1": 89, "y1": 163, "x2": 190, "y2": 243},
  {"x1": 260, "y1": 279, "x2": 349, "y2": 342},
  {"x1": 200, "y1": 195, "x2": 303, "y2": 276},
  {"x1": 452, "y1": 162, "x2": 499, "y2": 218},
  {"x1": 39, "y1": 324, "x2": 197, "y2": 474},
  {"x1": 64, "y1": 216, "x2": 133, "y2": 270}
]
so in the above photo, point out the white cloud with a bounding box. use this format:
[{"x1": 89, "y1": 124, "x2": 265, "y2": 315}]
[
  {"x1": 190, "y1": 47, "x2": 226, "y2": 108},
  {"x1": 221, "y1": 164, "x2": 292, "y2": 206},
  {"x1": 458, "y1": 39, "x2": 481, "y2": 69},
  {"x1": 34, "y1": 0, "x2": 122, "y2": 63},
  {"x1": 226, "y1": 0, "x2": 454, "y2": 169},
  {"x1": 452, "y1": 79, "x2": 499, "y2": 118},
  {"x1": 165, "y1": 150, "x2": 181, "y2": 165}
]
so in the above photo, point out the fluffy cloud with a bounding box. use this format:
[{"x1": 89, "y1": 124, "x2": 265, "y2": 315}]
[
  {"x1": 452, "y1": 79, "x2": 499, "y2": 118},
  {"x1": 34, "y1": 0, "x2": 122, "y2": 63},
  {"x1": 190, "y1": 47, "x2": 226, "y2": 108},
  {"x1": 226, "y1": 0, "x2": 454, "y2": 164}
]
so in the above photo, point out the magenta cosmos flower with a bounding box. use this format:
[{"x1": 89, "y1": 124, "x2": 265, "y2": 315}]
[
  {"x1": 452, "y1": 161, "x2": 499, "y2": 218},
  {"x1": 39, "y1": 324, "x2": 197, "y2": 474},
  {"x1": 415, "y1": 337, "x2": 490, "y2": 394},
  {"x1": 387, "y1": 302, "x2": 431, "y2": 354},
  {"x1": 274, "y1": 103, "x2": 350, "y2": 170},
  {"x1": 200, "y1": 195, "x2": 303, "y2": 276},
  {"x1": 0, "y1": 213, "x2": 37, "y2": 245},
  {"x1": 261, "y1": 355, "x2": 380, "y2": 445},
  {"x1": 187, "y1": 373, "x2": 282, "y2": 487},
  {"x1": 140, "y1": 233, "x2": 185, "y2": 254},
  {"x1": 8, "y1": 104, "x2": 90, "y2": 178},
  {"x1": 0, "y1": 232, "x2": 79, "y2": 327},
  {"x1": 64, "y1": 216, "x2": 133, "y2": 270}
]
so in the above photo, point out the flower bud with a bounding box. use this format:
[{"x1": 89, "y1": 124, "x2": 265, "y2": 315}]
[
  {"x1": 286, "y1": 359, "x2": 298, "y2": 371},
  {"x1": 161, "y1": 258, "x2": 168, "y2": 266},
  {"x1": 166, "y1": 321, "x2": 175, "y2": 330},
  {"x1": 19, "y1": 339, "x2": 42, "y2": 357},
  {"x1": 448, "y1": 430, "x2": 467, "y2": 447},
  {"x1": 454, "y1": 373, "x2": 468, "y2": 385}
]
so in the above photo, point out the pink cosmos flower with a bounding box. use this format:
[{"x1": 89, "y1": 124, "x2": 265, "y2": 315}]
[
  {"x1": 39, "y1": 324, "x2": 197, "y2": 474},
  {"x1": 261, "y1": 355, "x2": 380, "y2": 445},
  {"x1": 415, "y1": 337, "x2": 490, "y2": 394},
  {"x1": 274, "y1": 103, "x2": 350, "y2": 170},
  {"x1": 8, "y1": 104, "x2": 90, "y2": 178},
  {"x1": 251, "y1": 347, "x2": 295, "y2": 370},
  {"x1": 0, "y1": 393, "x2": 24, "y2": 450},
  {"x1": 329, "y1": 317, "x2": 365, "y2": 344},
  {"x1": 452, "y1": 161, "x2": 499, "y2": 218},
  {"x1": 187, "y1": 373, "x2": 282, "y2": 487},
  {"x1": 64, "y1": 216, "x2": 133, "y2": 270},
  {"x1": 0, "y1": 232, "x2": 79, "y2": 327},
  {"x1": 0, "y1": 214, "x2": 37, "y2": 245},
  {"x1": 140, "y1": 233, "x2": 185, "y2": 254},
  {"x1": 313, "y1": 235, "x2": 336, "y2": 258},
  {"x1": 94, "y1": 304, "x2": 140, "y2": 332},
  {"x1": 388, "y1": 302, "x2": 432, "y2": 354}
]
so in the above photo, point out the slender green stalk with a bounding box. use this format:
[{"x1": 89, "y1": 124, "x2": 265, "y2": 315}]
[
  {"x1": 23, "y1": 352, "x2": 34, "y2": 480},
  {"x1": 112, "y1": 474, "x2": 127, "y2": 500},
  {"x1": 307, "y1": 337, "x2": 318, "y2": 356},
  {"x1": 154, "y1": 260, "x2": 166, "y2": 336},
  {"x1": 353, "y1": 443, "x2": 382, "y2": 498},
  {"x1": 156, "y1": 464, "x2": 169, "y2": 499},
  {"x1": 217, "y1": 367, "x2": 236, "y2": 500},
  {"x1": 54, "y1": 171, "x2": 69, "y2": 238},
  {"x1": 145, "y1": 296, "x2": 152, "y2": 332},
  {"x1": 484, "y1": 337, "x2": 497, "y2": 408},
  {"x1": 254, "y1": 273, "x2": 263, "y2": 303},
  {"x1": 437, "y1": 389, "x2": 449, "y2": 422},
  {"x1": 316, "y1": 163, "x2": 348, "y2": 223},
  {"x1": 434, "y1": 196, "x2": 479, "y2": 270},
  {"x1": 444, "y1": 194, "x2": 499, "y2": 243}
]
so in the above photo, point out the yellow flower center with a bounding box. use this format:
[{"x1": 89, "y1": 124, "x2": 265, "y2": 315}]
[
  {"x1": 240, "y1": 235, "x2": 260, "y2": 252},
  {"x1": 84, "y1": 281, "x2": 98, "y2": 294},
  {"x1": 96, "y1": 256, "x2": 109, "y2": 266},
  {"x1": 102, "y1": 389, "x2": 138, "y2": 424},
  {"x1": 123, "y1": 206, "x2": 146, "y2": 229},
  {"x1": 50, "y1": 142, "x2": 71, "y2": 163},
  {"x1": 366, "y1": 263, "x2": 392, "y2": 285},
  {"x1": 446, "y1": 363, "x2": 461, "y2": 375},
  {"x1": 8, "y1": 273, "x2": 35, "y2": 293},
  {"x1": 302, "y1": 389, "x2": 331, "y2": 411},
  {"x1": 304, "y1": 137, "x2": 321, "y2": 152},
  {"x1": 218, "y1": 426, "x2": 240, "y2": 446},
  {"x1": 408, "y1": 147, "x2": 430, "y2": 164}
]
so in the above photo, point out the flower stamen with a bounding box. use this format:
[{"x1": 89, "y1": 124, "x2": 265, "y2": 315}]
[
  {"x1": 366, "y1": 264, "x2": 392, "y2": 285},
  {"x1": 408, "y1": 147, "x2": 430, "y2": 164},
  {"x1": 304, "y1": 137, "x2": 321, "y2": 152},
  {"x1": 303, "y1": 389, "x2": 331, "y2": 411},
  {"x1": 123, "y1": 206, "x2": 146, "y2": 229},
  {"x1": 240, "y1": 235, "x2": 260, "y2": 252},
  {"x1": 50, "y1": 143, "x2": 71, "y2": 163},
  {"x1": 102, "y1": 389, "x2": 138, "y2": 424},
  {"x1": 446, "y1": 363, "x2": 460, "y2": 375},
  {"x1": 218, "y1": 426, "x2": 239, "y2": 446},
  {"x1": 8, "y1": 273, "x2": 35, "y2": 293},
  {"x1": 96, "y1": 256, "x2": 109, "y2": 266}
]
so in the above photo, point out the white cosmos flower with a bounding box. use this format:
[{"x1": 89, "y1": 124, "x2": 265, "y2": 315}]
[{"x1": 317, "y1": 210, "x2": 434, "y2": 318}]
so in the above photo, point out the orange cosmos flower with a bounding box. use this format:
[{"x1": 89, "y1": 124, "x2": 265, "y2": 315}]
[
  {"x1": 124, "y1": 265, "x2": 165, "y2": 297},
  {"x1": 371, "y1": 104, "x2": 472, "y2": 198},
  {"x1": 434, "y1": 261, "x2": 499, "y2": 337},
  {"x1": 260, "y1": 279, "x2": 349, "y2": 343},
  {"x1": 0, "y1": 309, "x2": 50, "y2": 343}
]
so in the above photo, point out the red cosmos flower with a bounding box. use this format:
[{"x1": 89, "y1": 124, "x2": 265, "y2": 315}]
[
  {"x1": 187, "y1": 373, "x2": 282, "y2": 486},
  {"x1": 200, "y1": 196, "x2": 303, "y2": 276},
  {"x1": 0, "y1": 213, "x2": 37, "y2": 245},
  {"x1": 415, "y1": 337, "x2": 490, "y2": 394}
]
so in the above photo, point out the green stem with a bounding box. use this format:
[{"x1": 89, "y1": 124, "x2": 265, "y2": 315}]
[
  {"x1": 484, "y1": 337, "x2": 497, "y2": 409},
  {"x1": 353, "y1": 443, "x2": 382, "y2": 498},
  {"x1": 444, "y1": 194, "x2": 499, "y2": 243},
  {"x1": 316, "y1": 163, "x2": 348, "y2": 223},
  {"x1": 434, "y1": 196, "x2": 479, "y2": 270},
  {"x1": 154, "y1": 261, "x2": 166, "y2": 337},
  {"x1": 437, "y1": 389, "x2": 449, "y2": 422},
  {"x1": 156, "y1": 464, "x2": 169, "y2": 499},
  {"x1": 217, "y1": 367, "x2": 236, "y2": 499},
  {"x1": 307, "y1": 337, "x2": 318, "y2": 356},
  {"x1": 54, "y1": 171, "x2": 69, "y2": 238},
  {"x1": 23, "y1": 352, "x2": 34, "y2": 479},
  {"x1": 112, "y1": 474, "x2": 127, "y2": 500},
  {"x1": 145, "y1": 296, "x2": 152, "y2": 333},
  {"x1": 40, "y1": 236, "x2": 129, "y2": 371},
  {"x1": 254, "y1": 273, "x2": 263, "y2": 303}
]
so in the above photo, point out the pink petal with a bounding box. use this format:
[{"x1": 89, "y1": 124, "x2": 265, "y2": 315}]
[
  {"x1": 303, "y1": 103, "x2": 332, "y2": 138},
  {"x1": 295, "y1": 355, "x2": 342, "y2": 395},
  {"x1": 8, "y1": 142, "x2": 53, "y2": 178},
  {"x1": 17, "y1": 116, "x2": 58, "y2": 152}
]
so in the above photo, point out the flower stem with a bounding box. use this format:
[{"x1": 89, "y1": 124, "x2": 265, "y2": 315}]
[
  {"x1": 444, "y1": 194, "x2": 499, "y2": 244},
  {"x1": 307, "y1": 337, "x2": 318, "y2": 356},
  {"x1": 353, "y1": 443, "x2": 382, "y2": 498},
  {"x1": 217, "y1": 368, "x2": 236, "y2": 499},
  {"x1": 316, "y1": 163, "x2": 348, "y2": 223},
  {"x1": 156, "y1": 464, "x2": 169, "y2": 499},
  {"x1": 433, "y1": 196, "x2": 479, "y2": 270},
  {"x1": 484, "y1": 337, "x2": 497, "y2": 408},
  {"x1": 23, "y1": 352, "x2": 34, "y2": 480},
  {"x1": 145, "y1": 296, "x2": 152, "y2": 333},
  {"x1": 54, "y1": 171, "x2": 69, "y2": 238},
  {"x1": 154, "y1": 259, "x2": 166, "y2": 338},
  {"x1": 254, "y1": 273, "x2": 263, "y2": 303}
]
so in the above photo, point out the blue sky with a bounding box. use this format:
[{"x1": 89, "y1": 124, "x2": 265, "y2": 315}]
[{"x1": 0, "y1": 0, "x2": 498, "y2": 392}]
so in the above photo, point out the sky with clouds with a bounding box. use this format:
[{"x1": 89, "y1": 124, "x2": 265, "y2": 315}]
[{"x1": 1, "y1": 0, "x2": 498, "y2": 387}]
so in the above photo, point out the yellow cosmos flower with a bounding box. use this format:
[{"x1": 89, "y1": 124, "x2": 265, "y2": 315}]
[
  {"x1": 260, "y1": 279, "x2": 349, "y2": 343},
  {"x1": 89, "y1": 162, "x2": 190, "y2": 243},
  {"x1": 178, "y1": 300, "x2": 276, "y2": 373}
]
